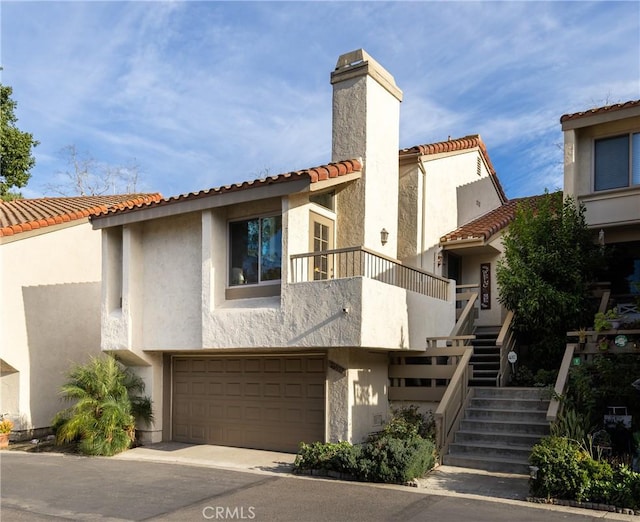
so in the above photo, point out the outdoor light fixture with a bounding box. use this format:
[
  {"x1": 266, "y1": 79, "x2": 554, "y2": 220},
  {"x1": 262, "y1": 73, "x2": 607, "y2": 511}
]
[{"x1": 380, "y1": 228, "x2": 389, "y2": 246}]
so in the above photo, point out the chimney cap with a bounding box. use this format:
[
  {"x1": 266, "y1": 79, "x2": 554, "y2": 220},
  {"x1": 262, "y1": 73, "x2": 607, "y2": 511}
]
[{"x1": 331, "y1": 49, "x2": 403, "y2": 102}]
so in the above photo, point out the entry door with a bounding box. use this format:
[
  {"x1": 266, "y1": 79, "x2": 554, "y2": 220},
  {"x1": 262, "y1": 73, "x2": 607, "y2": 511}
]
[{"x1": 310, "y1": 212, "x2": 334, "y2": 280}]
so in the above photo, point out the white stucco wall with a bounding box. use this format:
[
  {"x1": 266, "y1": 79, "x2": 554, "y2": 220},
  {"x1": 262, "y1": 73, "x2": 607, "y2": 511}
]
[
  {"x1": 424, "y1": 152, "x2": 501, "y2": 252},
  {"x1": 1, "y1": 222, "x2": 102, "y2": 432}
]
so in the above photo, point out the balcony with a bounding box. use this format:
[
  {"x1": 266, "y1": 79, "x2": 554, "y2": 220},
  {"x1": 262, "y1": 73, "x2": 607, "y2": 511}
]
[
  {"x1": 287, "y1": 247, "x2": 455, "y2": 349},
  {"x1": 290, "y1": 246, "x2": 450, "y2": 300}
]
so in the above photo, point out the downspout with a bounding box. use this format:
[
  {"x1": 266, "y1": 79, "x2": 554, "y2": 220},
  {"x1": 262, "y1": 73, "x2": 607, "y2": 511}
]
[{"x1": 418, "y1": 158, "x2": 427, "y2": 270}]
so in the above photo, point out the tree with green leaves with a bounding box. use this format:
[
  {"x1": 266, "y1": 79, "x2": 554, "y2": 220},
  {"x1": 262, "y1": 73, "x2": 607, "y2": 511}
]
[
  {"x1": 497, "y1": 191, "x2": 604, "y2": 369},
  {"x1": 53, "y1": 355, "x2": 153, "y2": 456},
  {"x1": 0, "y1": 81, "x2": 38, "y2": 200}
]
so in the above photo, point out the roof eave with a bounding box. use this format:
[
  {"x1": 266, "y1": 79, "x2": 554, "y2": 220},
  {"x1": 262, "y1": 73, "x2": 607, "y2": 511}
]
[{"x1": 92, "y1": 177, "x2": 312, "y2": 229}]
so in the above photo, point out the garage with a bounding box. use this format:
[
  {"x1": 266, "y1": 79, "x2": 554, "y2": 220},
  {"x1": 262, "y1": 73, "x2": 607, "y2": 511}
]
[{"x1": 172, "y1": 354, "x2": 326, "y2": 452}]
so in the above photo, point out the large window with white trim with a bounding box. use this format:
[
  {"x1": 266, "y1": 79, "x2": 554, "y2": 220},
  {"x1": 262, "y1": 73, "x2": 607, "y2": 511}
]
[
  {"x1": 229, "y1": 215, "x2": 282, "y2": 287},
  {"x1": 594, "y1": 132, "x2": 640, "y2": 191}
]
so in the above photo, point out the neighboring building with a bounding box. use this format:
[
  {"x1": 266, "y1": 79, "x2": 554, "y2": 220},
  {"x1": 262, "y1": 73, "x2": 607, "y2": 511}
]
[
  {"x1": 0, "y1": 194, "x2": 161, "y2": 439},
  {"x1": 561, "y1": 100, "x2": 640, "y2": 302},
  {"x1": 91, "y1": 50, "x2": 510, "y2": 452}
]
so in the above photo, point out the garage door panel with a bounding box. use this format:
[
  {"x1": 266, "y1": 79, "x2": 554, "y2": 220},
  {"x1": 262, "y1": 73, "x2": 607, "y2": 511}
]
[
  {"x1": 307, "y1": 383, "x2": 324, "y2": 398},
  {"x1": 284, "y1": 383, "x2": 303, "y2": 397},
  {"x1": 306, "y1": 358, "x2": 325, "y2": 372},
  {"x1": 244, "y1": 382, "x2": 261, "y2": 396},
  {"x1": 263, "y1": 359, "x2": 282, "y2": 372},
  {"x1": 226, "y1": 382, "x2": 242, "y2": 396},
  {"x1": 263, "y1": 383, "x2": 281, "y2": 397},
  {"x1": 173, "y1": 355, "x2": 325, "y2": 452}
]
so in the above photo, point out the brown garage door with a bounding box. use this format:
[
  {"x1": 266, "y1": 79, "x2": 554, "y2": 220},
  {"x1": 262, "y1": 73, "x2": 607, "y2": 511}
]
[{"x1": 172, "y1": 355, "x2": 325, "y2": 452}]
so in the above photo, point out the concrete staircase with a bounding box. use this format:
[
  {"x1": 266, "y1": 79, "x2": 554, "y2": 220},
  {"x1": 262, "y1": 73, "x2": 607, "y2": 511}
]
[
  {"x1": 469, "y1": 326, "x2": 501, "y2": 386},
  {"x1": 442, "y1": 387, "x2": 550, "y2": 474}
]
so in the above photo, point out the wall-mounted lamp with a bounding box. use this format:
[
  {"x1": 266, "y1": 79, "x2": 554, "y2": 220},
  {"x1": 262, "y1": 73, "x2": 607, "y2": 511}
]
[{"x1": 380, "y1": 228, "x2": 389, "y2": 246}]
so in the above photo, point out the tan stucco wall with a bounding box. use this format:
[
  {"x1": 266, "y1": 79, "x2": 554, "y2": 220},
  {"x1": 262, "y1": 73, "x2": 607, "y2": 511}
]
[
  {"x1": 1, "y1": 221, "x2": 102, "y2": 432},
  {"x1": 564, "y1": 113, "x2": 640, "y2": 230}
]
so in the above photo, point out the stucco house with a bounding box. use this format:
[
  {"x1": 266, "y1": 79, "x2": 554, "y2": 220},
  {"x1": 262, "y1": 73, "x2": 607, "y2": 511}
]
[
  {"x1": 561, "y1": 100, "x2": 640, "y2": 308},
  {"x1": 0, "y1": 194, "x2": 161, "y2": 440},
  {"x1": 89, "y1": 50, "x2": 516, "y2": 453}
]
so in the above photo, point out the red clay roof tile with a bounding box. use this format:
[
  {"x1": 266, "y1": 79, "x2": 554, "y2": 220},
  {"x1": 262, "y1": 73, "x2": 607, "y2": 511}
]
[
  {"x1": 440, "y1": 193, "x2": 556, "y2": 244},
  {"x1": 560, "y1": 99, "x2": 640, "y2": 123},
  {"x1": 0, "y1": 194, "x2": 163, "y2": 238},
  {"x1": 93, "y1": 159, "x2": 363, "y2": 220}
]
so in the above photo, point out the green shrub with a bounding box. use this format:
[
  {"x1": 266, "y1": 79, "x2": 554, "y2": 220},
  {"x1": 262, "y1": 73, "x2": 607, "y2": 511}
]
[
  {"x1": 358, "y1": 435, "x2": 435, "y2": 484},
  {"x1": 581, "y1": 457, "x2": 613, "y2": 504},
  {"x1": 608, "y1": 465, "x2": 640, "y2": 510},
  {"x1": 294, "y1": 441, "x2": 357, "y2": 474},
  {"x1": 294, "y1": 407, "x2": 437, "y2": 484},
  {"x1": 510, "y1": 365, "x2": 534, "y2": 386},
  {"x1": 370, "y1": 405, "x2": 435, "y2": 442},
  {"x1": 534, "y1": 369, "x2": 558, "y2": 387},
  {"x1": 529, "y1": 436, "x2": 589, "y2": 501}
]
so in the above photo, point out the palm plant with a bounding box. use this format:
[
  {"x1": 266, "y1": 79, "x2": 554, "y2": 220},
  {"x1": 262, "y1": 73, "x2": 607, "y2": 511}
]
[{"x1": 53, "y1": 355, "x2": 153, "y2": 456}]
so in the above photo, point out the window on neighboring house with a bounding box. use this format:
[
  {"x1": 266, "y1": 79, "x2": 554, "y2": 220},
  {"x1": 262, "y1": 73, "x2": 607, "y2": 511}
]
[
  {"x1": 229, "y1": 215, "x2": 282, "y2": 287},
  {"x1": 594, "y1": 132, "x2": 640, "y2": 191}
]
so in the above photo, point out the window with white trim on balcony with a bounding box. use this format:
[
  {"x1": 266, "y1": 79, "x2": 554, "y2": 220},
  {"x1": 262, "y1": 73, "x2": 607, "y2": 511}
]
[{"x1": 594, "y1": 132, "x2": 640, "y2": 191}]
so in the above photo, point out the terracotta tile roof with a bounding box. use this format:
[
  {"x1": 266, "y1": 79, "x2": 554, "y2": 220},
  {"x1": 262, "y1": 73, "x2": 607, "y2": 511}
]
[
  {"x1": 400, "y1": 134, "x2": 507, "y2": 203},
  {"x1": 440, "y1": 193, "x2": 555, "y2": 244},
  {"x1": 92, "y1": 159, "x2": 362, "y2": 220},
  {"x1": 560, "y1": 99, "x2": 640, "y2": 123},
  {"x1": 0, "y1": 194, "x2": 162, "y2": 238}
]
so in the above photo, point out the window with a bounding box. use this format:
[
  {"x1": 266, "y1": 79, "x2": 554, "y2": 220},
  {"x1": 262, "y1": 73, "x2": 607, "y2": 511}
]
[
  {"x1": 310, "y1": 190, "x2": 335, "y2": 211},
  {"x1": 594, "y1": 132, "x2": 640, "y2": 191},
  {"x1": 229, "y1": 215, "x2": 282, "y2": 286}
]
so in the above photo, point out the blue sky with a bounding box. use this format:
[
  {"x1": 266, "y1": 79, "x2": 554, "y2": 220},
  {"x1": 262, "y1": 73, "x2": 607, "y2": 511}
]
[{"x1": 2, "y1": 1, "x2": 639, "y2": 200}]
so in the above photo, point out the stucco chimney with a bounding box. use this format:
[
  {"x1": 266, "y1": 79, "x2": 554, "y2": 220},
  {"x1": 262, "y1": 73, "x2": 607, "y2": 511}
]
[{"x1": 330, "y1": 50, "x2": 402, "y2": 254}]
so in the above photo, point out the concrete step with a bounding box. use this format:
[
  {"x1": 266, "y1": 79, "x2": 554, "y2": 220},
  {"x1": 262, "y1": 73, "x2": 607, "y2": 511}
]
[
  {"x1": 465, "y1": 408, "x2": 548, "y2": 422},
  {"x1": 448, "y1": 441, "x2": 533, "y2": 461},
  {"x1": 473, "y1": 387, "x2": 548, "y2": 400},
  {"x1": 454, "y1": 430, "x2": 544, "y2": 447},
  {"x1": 459, "y1": 418, "x2": 550, "y2": 436},
  {"x1": 442, "y1": 454, "x2": 530, "y2": 475},
  {"x1": 469, "y1": 378, "x2": 497, "y2": 387},
  {"x1": 469, "y1": 397, "x2": 548, "y2": 411}
]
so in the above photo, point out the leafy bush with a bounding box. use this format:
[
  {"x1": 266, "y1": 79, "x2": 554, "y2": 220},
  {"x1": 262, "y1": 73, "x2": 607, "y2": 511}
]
[
  {"x1": 608, "y1": 465, "x2": 640, "y2": 510},
  {"x1": 53, "y1": 355, "x2": 153, "y2": 456},
  {"x1": 510, "y1": 365, "x2": 534, "y2": 386},
  {"x1": 529, "y1": 436, "x2": 589, "y2": 501},
  {"x1": 294, "y1": 406, "x2": 437, "y2": 484},
  {"x1": 530, "y1": 436, "x2": 640, "y2": 509},
  {"x1": 370, "y1": 405, "x2": 435, "y2": 442},
  {"x1": 358, "y1": 435, "x2": 435, "y2": 484},
  {"x1": 294, "y1": 441, "x2": 358, "y2": 474},
  {"x1": 534, "y1": 369, "x2": 558, "y2": 387}
]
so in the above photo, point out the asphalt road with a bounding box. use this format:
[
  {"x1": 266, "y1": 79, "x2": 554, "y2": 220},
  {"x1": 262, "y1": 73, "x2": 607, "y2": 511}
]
[{"x1": 0, "y1": 452, "x2": 632, "y2": 521}]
